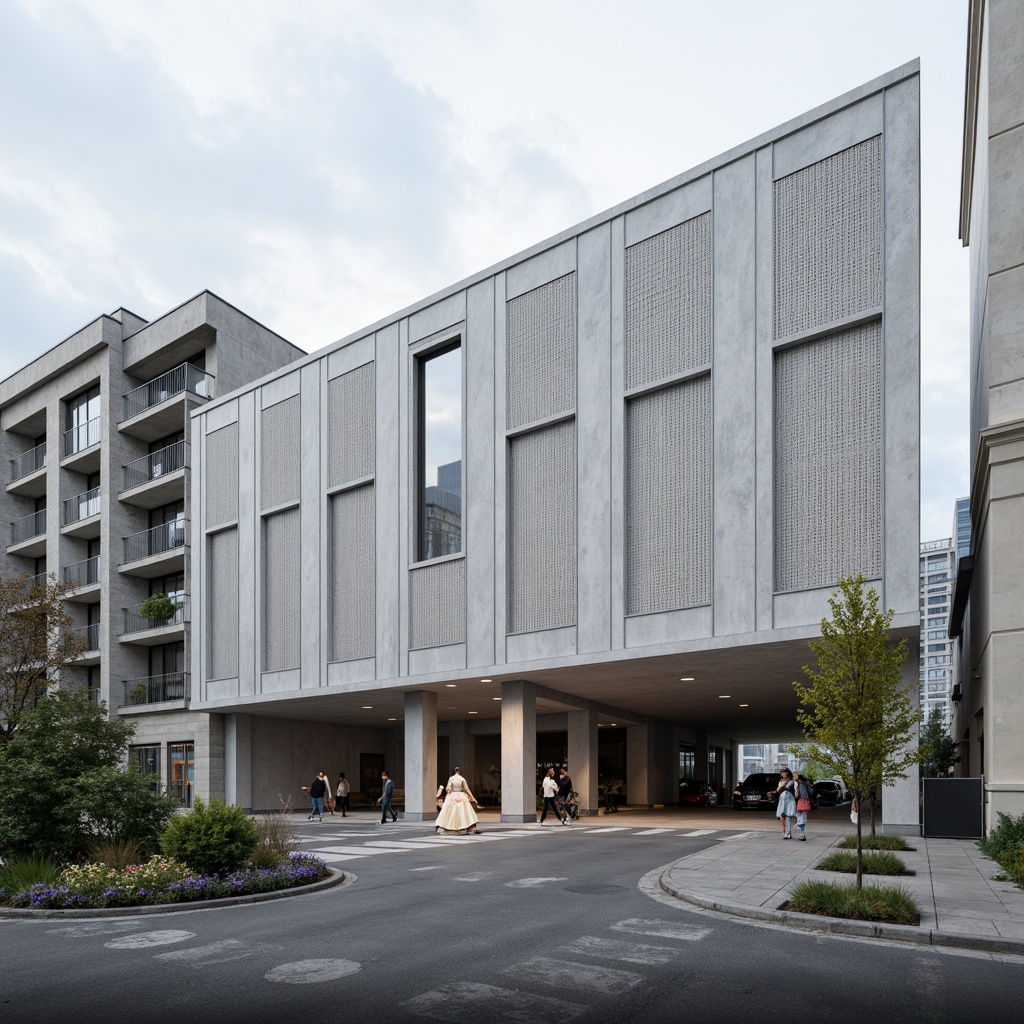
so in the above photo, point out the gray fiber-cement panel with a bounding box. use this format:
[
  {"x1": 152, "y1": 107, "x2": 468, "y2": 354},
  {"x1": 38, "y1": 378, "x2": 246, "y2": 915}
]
[
  {"x1": 300, "y1": 361, "x2": 322, "y2": 687},
  {"x1": 376, "y1": 323, "x2": 401, "y2": 681}
]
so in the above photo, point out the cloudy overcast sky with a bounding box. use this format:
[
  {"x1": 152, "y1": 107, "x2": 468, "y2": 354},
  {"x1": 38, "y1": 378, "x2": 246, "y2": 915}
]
[{"x1": 0, "y1": 0, "x2": 969, "y2": 540}]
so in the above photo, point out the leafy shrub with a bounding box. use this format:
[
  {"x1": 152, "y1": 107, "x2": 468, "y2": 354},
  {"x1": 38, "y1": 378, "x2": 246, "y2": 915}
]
[
  {"x1": 0, "y1": 854, "x2": 61, "y2": 899},
  {"x1": 836, "y1": 834, "x2": 909, "y2": 851},
  {"x1": 250, "y1": 810, "x2": 296, "y2": 869},
  {"x1": 76, "y1": 766, "x2": 178, "y2": 857},
  {"x1": 788, "y1": 879, "x2": 919, "y2": 924},
  {"x1": 979, "y1": 812, "x2": 1024, "y2": 885},
  {"x1": 161, "y1": 798, "x2": 260, "y2": 875},
  {"x1": 817, "y1": 850, "x2": 910, "y2": 876}
]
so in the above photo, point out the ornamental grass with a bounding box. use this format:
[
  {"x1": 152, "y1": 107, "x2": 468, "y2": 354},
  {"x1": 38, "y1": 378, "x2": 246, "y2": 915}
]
[{"x1": 787, "y1": 878, "x2": 919, "y2": 925}]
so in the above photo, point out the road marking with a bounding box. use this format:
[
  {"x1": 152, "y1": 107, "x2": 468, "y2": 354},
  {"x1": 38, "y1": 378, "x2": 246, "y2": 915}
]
[
  {"x1": 401, "y1": 982, "x2": 584, "y2": 1022},
  {"x1": 562, "y1": 935, "x2": 684, "y2": 965},
  {"x1": 47, "y1": 922, "x2": 140, "y2": 937},
  {"x1": 452, "y1": 871, "x2": 493, "y2": 882},
  {"x1": 104, "y1": 930, "x2": 195, "y2": 949},
  {"x1": 718, "y1": 831, "x2": 758, "y2": 841},
  {"x1": 583, "y1": 826, "x2": 632, "y2": 833},
  {"x1": 360, "y1": 840, "x2": 452, "y2": 850},
  {"x1": 677, "y1": 829, "x2": 718, "y2": 837},
  {"x1": 502, "y1": 956, "x2": 642, "y2": 995},
  {"x1": 313, "y1": 845, "x2": 410, "y2": 856},
  {"x1": 155, "y1": 940, "x2": 268, "y2": 967},
  {"x1": 634, "y1": 828, "x2": 677, "y2": 835},
  {"x1": 504, "y1": 877, "x2": 570, "y2": 888},
  {"x1": 265, "y1": 959, "x2": 362, "y2": 984},
  {"x1": 610, "y1": 918, "x2": 712, "y2": 941},
  {"x1": 315, "y1": 853, "x2": 367, "y2": 863},
  {"x1": 408, "y1": 865, "x2": 446, "y2": 871}
]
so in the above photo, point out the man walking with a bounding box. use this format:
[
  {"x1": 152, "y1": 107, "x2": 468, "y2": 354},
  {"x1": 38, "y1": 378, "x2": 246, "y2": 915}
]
[
  {"x1": 308, "y1": 771, "x2": 327, "y2": 822},
  {"x1": 377, "y1": 769, "x2": 398, "y2": 824},
  {"x1": 336, "y1": 772, "x2": 351, "y2": 817},
  {"x1": 556, "y1": 767, "x2": 573, "y2": 825}
]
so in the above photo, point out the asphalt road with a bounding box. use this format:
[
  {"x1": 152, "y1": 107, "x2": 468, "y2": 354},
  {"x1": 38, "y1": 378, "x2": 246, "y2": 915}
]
[{"x1": 2, "y1": 822, "x2": 1022, "y2": 1024}]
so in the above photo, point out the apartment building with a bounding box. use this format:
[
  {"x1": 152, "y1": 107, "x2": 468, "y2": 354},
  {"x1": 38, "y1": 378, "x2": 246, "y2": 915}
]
[
  {"x1": 0, "y1": 293, "x2": 303, "y2": 803},
  {"x1": 919, "y1": 537, "x2": 956, "y2": 725}
]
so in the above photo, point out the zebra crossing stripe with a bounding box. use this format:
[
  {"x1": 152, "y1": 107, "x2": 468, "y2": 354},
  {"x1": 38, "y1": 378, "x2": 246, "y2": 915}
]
[
  {"x1": 313, "y1": 845, "x2": 409, "y2": 856},
  {"x1": 634, "y1": 828, "x2": 677, "y2": 835},
  {"x1": 677, "y1": 829, "x2": 718, "y2": 836},
  {"x1": 155, "y1": 939, "x2": 266, "y2": 967},
  {"x1": 501, "y1": 956, "x2": 642, "y2": 995},
  {"x1": 610, "y1": 918, "x2": 712, "y2": 941},
  {"x1": 400, "y1": 981, "x2": 584, "y2": 1022},
  {"x1": 561, "y1": 935, "x2": 683, "y2": 965},
  {"x1": 718, "y1": 831, "x2": 758, "y2": 841},
  {"x1": 582, "y1": 826, "x2": 632, "y2": 833}
]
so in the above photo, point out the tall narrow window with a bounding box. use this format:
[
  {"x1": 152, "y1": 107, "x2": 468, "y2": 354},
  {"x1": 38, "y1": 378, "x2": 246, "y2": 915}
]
[{"x1": 417, "y1": 342, "x2": 462, "y2": 561}]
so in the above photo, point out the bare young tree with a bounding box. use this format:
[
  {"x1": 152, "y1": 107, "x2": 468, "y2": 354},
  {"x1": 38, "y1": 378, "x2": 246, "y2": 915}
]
[{"x1": 0, "y1": 572, "x2": 89, "y2": 742}]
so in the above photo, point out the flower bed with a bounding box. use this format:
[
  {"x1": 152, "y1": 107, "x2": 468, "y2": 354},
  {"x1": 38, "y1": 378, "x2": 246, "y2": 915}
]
[{"x1": 3, "y1": 852, "x2": 330, "y2": 910}]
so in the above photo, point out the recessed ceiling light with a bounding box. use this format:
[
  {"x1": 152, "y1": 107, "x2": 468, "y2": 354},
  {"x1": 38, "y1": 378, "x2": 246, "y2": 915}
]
[
  {"x1": 445, "y1": 684, "x2": 457, "y2": 688},
  {"x1": 480, "y1": 678, "x2": 492, "y2": 683},
  {"x1": 492, "y1": 696, "x2": 502, "y2": 701},
  {"x1": 680, "y1": 677, "x2": 695, "y2": 681},
  {"x1": 610, "y1": 723, "x2": 617, "y2": 727},
  {"x1": 361, "y1": 705, "x2": 373, "y2": 709},
  {"x1": 388, "y1": 717, "x2": 397, "y2": 721},
  {"x1": 468, "y1": 710, "x2": 478, "y2": 714},
  {"x1": 718, "y1": 695, "x2": 731, "y2": 699},
  {"x1": 739, "y1": 704, "x2": 749, "y2": 708}
]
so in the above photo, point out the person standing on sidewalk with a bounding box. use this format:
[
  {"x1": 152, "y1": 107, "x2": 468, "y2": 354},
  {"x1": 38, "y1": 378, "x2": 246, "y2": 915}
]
[
  {"x1": 336, "y1": 772, "x2": 351, "y2": 817},
  {"x1": 775, "y1": 768, "x2": 797, "y2": 839},
  {"x1": 539, "y1": 768, "x2": 560, "y2": 825},
  {"x1": 556, "y1": 767, "x2": 573, "y2": 825},
  {"x1": 793, "y1": 771, "x2": 812, "y2": 841},
  {"x1": 307, "y1": 771, "x2": 327, "y2": 822},
  {"x1": 377, "y1": 769, "x2": 398, "y2": 823}
]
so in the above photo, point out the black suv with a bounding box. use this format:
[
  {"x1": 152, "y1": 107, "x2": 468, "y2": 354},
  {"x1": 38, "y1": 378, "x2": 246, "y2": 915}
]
[{"x1": 732, "y1": 773, "x2": 782, "y2": 811}]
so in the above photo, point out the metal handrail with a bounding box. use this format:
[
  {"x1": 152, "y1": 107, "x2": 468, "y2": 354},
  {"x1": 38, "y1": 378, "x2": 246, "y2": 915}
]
[
  {"x1": 69, "y1": 622, "x2": 100, "y2": 651},
  {"x1": 63, "y1": 486, "x2": 101, "y2": 526},
  {"x1": 122, "y1": 595, "x2": 189, "y2": 635},
  {"x1": 121, "y1": 363, "x2": 214, "y2": 421},
  {"x1": 121, "y1": 519, "x2": 187, "y2": 564},
  {"x1": 63, "y1": 555, "x2": 100, "y2": 588},
  {"x1": 10, "y1": 508, "x2": 47, "y2": 546},
  {"x1": 123, "y1": 440, "x2": 189, "y2": 491},
  {"x1": 122, "y1": 672, "x2": 187, "y2": 706},
  {"x1": 10, "y1": 441, "x2": 46, "y2": 482},
  {"x1": 62, "y1": 417, "x2": 100, "y2": 458}
]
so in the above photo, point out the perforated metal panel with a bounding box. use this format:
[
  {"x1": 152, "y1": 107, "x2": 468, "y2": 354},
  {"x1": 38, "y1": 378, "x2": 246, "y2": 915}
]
[
  {"x1": 774, "y1": 136, "x2": 882, "y2": 338},
  {"x1": 410, "y1": 558, "x2": 466, "y2": 649},
  {"x1": 506, "y1": 274, "x2": 576, "y2": 429},
  {"x1": 207, "y1": 528, "x2": 238, "y2": 679},
  {"x1": 773, "y1": 321, "x2": 883, "y2": 592},
  {"x1": 206, "y1": 423, "x2": 238, "y2": 527},
  {"x1": 508, "y1": 419, "x2": 576, "y2": 633},
  {"x1": 261, "y1": 396, "x2": 300, "y2": 509},
  {"x1": 330, "y1": 485, "x2": 375, "y2": 662},
  {"x1": 328, "y1": 362, "x2": 375, "y2": 487},
  {"x1": 625, "y1": 213, "x2": 712, "y2": 391},
  {"x1": 263, "y1": 508, "x2": 301, "y2": 672},
  {"x1": 626, "y1": 377, "x2": 712, "y2": 614}
]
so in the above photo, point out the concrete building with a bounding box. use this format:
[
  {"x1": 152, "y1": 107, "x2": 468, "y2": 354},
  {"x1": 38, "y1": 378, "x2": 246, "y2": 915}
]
[
  {"x1": 919, "y1": 537, "x2": 956, "y2": 726},
  {"x1": 953, "y1": 0, "x2": 1024, "y2": 826},
  {"x1": 0, "y1": 293, "x2": 303, "y2": 803},
  {"x1": 189, "y1": 65, "x2": 921, "y2": 829}
]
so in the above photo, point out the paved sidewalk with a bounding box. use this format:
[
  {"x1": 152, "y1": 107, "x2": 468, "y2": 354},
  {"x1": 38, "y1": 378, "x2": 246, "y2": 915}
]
[{"x1": 659, "y1": 829, "x2": 1024, "y2": 954}]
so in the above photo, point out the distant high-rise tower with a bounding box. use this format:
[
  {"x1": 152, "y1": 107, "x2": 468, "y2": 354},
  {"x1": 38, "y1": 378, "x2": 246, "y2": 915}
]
[
  {"x1": 954, "y1": 496, "x2": 970, "y2": 562},
  {"x1": 919, "y1": 537, "x2": 956, "y2": 726}
]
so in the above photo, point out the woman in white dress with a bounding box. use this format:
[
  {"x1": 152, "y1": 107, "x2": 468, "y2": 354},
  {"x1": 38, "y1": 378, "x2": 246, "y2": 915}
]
[
  {"x1": 775, "y1": 768, "x2": 797, "y2": 839},
  {"x1": 435, "y1": 767, "x2": 481, "y2": 835}
]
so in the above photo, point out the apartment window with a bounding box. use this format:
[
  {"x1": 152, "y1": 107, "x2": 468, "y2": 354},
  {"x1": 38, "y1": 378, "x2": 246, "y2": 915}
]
[
  {"x1": 129, "y1": 744, "x2": 161, "y2": 793},
  {"x1": 168, "y1": 741, "x2": 194, "y2": 808},
  {"x1": 416, "y1": 341, "x2": 462, "y2": 561},
  {"x1": 926, "y1": 617, "x2": 945, "y2": 627},
  {"x1": 65, "y1": 385, "x2": 100, "y2": 454},
  {"x1": 927, "y1": 596, "x2": 947, "y2": 605},
  {"x1": 927, "y1": 643, "x2": 947, "y2": 653},
  {"x1": 927, "y1": 630, "x2": 945, "y2": 640}
]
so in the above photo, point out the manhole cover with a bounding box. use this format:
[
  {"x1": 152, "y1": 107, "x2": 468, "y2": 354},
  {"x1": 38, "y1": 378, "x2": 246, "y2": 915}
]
[{"x1": 565, "y1": 884, "x2": 628, "y2": 895}]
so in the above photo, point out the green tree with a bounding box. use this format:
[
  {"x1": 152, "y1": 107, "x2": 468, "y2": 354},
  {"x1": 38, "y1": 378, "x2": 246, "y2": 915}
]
[
  {"x1": 793, "y1": 574, "x2": 920, "y2": 888},
  {"x1": 919, "y1": 707, "x2": 959, "y2": 778},
  {"x1": 0, "y1": 572, "x2": 88, "y2": 742},
  {"x1": 0, "y1": 689, "x2": 171, "y2": 862}
]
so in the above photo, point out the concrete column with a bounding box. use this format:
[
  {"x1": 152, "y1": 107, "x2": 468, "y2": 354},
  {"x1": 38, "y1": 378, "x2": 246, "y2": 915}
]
[
  {"x1": 447, "y1": 720, "x2": 474, "y2": 789},
  {"x1": 694, "y1": 730, "x2": 710, "y2": 782},
  {"x1": 501, "y1": 679, "x2": 537, "y2": 822},
  {"x1": 627, "y1": 723, "x2": 654, "y2": 808},
  {"x1": 883, "y1": 657, "x2": 922, "y2": 835},
  {"x1": 568, "y1": 708, "x2": 599, "y2": 815},
  {"x1": 403, "y1": 691, "x2": 437, "y2": 821},
  {"x1": 223, "y1": 713, "x2": 252, "y2": 811}
]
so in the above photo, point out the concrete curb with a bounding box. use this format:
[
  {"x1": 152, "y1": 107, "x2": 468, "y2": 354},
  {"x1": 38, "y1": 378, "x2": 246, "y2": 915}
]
[
  {"x1": 658, "y1": 869, "x2": 1024, "y2": 956},
  {"x1": 0, "y1": 867, "x2": 349, "y2": 920}
]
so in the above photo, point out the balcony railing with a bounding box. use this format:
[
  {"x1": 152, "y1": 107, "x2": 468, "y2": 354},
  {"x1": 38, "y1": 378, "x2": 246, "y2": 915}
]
[
  {"x1": 122, "y1": 520, "x2": 187, "y2": 564},
  {"x1": 10, "y1": 508, "x2": 46, "y2": 546},
  {"x1": 121, "y1": 363, "x2": 214, "y2": 421},
  {"x1": 63, "y1": 555, "x2": 100, "y2": 589},
  {"x1": 63, "y1": 486, "x2": 101, "y2": 527},
  {"x1": 69, "y1": 622, "x2": 100, "y2": 651},
  {"x1": 122, "y1": 595, "x2": 188, "y2": 635},
  {"x1": 122, "y1": 672, "x2": 187, "y2": 706},
  {"x1": 123, "y1": 440, "x2": 189, "y2": 491},
  {"x1": 10, "y1": 441, "x2": 46, "y2": 482},
  {"x1": 63, "y1": 417, "x2": 101, "y2": 458}
]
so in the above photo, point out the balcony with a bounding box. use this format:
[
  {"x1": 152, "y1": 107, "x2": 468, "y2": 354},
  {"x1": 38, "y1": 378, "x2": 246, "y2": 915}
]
[
  {"x1": 8, "y1": 508, "x2": 47, "y2": 556},
  {"x1": 119, "y1": 520, "x2": 187, "y2": 578},
  {"x1": 8, "y1": 441, "x2": 47, "y2": 496},
  {"x1": 120, "y1": 440, "x2": 189, "y2": 508},
  {"x1": 119, "y1": 364, "x2": 214, "y2": 441},
  {"x1": 62, "y1": 555, "x2": 101, "y2": 600},
  {"x1": 121, "y1": 672, "x2": 187, "y2": 708},
  {"x1": 69, "y1": 622, "x2": 101, "y2": 665},
  {"x1": 120, "y1": 596, "x2": 188, "y2": 645},
  {"x1": 61, "y1": 417, "x2": 101, "y2": 473},
  {"x1": 61, "y1": 486, "x2": 101, "y2": 538}
]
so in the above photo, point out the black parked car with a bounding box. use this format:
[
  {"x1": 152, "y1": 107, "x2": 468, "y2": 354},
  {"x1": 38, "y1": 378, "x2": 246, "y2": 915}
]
[
  {"x1": 732, "y1": 773, "x2": 782, "y2": 811},
  {"x1": 812, "y1": 779, "x2": 849, "y2": 805}
]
